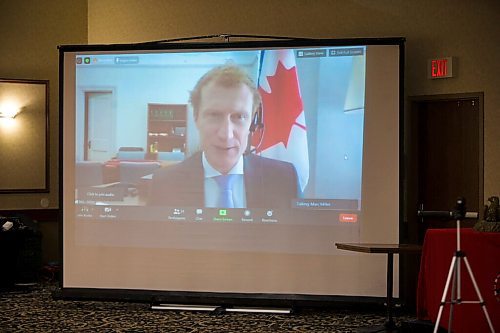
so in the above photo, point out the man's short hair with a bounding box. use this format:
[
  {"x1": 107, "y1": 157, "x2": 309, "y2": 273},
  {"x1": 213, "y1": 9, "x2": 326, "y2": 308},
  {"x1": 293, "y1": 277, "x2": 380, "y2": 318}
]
[{"x1": 190, "y1": 64, "x2": 262, "y2": 119}]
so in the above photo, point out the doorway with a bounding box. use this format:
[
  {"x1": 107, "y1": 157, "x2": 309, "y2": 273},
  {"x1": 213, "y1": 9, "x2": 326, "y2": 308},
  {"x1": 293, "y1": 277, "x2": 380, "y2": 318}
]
[
  {"x1": 400, "y1": 93, "x2": 483, "y2": 311},
  {"x1": 406, "y1": 93, "x2": 483, "y2": 244},
  {"x1": 84, "y1": 91, "x2": 115, "y2": 162}
]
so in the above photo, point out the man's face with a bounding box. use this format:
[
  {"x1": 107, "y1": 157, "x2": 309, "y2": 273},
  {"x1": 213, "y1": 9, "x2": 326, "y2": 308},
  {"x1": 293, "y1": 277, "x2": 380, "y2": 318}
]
[{"x1": 195, "y1": 81, "x2": 253, "y2": 174}]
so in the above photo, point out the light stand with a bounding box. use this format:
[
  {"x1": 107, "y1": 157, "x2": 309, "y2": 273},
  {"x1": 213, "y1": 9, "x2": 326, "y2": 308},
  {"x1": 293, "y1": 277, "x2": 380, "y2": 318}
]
[{"x1": 419, "y1": 198, "x2": 495, "y2": 333}]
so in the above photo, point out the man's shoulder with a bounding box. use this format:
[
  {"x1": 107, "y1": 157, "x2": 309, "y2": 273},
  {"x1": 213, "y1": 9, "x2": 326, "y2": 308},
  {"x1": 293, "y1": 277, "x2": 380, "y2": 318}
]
[
  {"x1": 244, "y1": 154, "x2": 299, "y2": 203},
  {"x1": 153, "y1": 152, "x2": 202, "y2": 179},
  {"x1": 245, "y1": 154, "x2": 292, "y2": 166},
  {"x1": 245, "y1": 153, "x2": 294, "y2": 170}
]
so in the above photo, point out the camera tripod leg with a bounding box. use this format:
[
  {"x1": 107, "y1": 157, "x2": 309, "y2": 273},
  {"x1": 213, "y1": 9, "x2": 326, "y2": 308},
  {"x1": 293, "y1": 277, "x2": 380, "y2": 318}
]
[
  {"x1": 433, "y1": 253, "x2": 496, "y2": 333},
  {"x1": 434, "y1": 256, "x2": 457, "y2": 333},
  {"x1": 447, "y1": 259, "x2": 458, "y2": 332},
  {"x1": 462, "y1": 257, "x2": 496, "y2": 333}
]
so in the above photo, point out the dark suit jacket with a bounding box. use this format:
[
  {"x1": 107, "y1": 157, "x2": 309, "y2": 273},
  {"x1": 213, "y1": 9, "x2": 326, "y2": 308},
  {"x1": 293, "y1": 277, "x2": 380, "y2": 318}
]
[{"x1": 148, "y1": 152, "x2": 298, "y2": 208}]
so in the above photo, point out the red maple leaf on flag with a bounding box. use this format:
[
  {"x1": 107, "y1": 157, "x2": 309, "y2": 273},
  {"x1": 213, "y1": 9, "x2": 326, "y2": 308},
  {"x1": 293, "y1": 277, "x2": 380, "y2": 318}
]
[{"x1": 254, "y1": 61, "x2": 304, "y2": 153}]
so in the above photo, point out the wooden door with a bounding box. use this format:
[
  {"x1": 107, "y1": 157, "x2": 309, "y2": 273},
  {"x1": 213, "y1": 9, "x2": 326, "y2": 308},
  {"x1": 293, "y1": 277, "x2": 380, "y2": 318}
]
[
  {"x1": 84, "y1": 91, "x2": 115, "y2": 161},
  {"x1": 401, "y1": 93, "x2": 483, "y2": 310},
  {"x1": 409, "y1": 94, "x2": 483, "y2": 243}
]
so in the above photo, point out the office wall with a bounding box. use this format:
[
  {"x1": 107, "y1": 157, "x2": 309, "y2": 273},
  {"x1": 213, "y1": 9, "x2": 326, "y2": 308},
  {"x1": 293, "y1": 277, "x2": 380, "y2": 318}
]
[
  {"x1": 87, "y1": 0, "x2": 499, "y2": 199},
  {"x1": 0, "y1": 0, "x2": 498, "y2": 267},
  {"x1": 0, "y1": 0, "x2": 88, "y2": 210},
  {"x1": 0, "y1": 0, "x2": 87, "y2": 264}
]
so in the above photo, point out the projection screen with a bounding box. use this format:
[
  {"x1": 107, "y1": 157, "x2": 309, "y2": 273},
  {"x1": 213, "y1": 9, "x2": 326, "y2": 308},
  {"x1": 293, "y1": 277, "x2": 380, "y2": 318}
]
[{"x1": 59, "y1": 37, "x2": 404, "y2": 302}]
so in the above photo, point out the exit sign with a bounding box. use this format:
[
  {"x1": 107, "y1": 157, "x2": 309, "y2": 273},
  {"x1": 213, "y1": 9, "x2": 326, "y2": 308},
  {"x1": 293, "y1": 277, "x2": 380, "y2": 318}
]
[{"x1": 428, "y1": 57, "x2": 454, "y2": 79}]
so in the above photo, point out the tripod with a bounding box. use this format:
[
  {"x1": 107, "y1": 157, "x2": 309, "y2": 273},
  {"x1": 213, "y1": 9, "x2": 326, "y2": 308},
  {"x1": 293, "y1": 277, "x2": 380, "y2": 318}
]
[{"x1": 429, "y1": 199, "x2": 495, "y2": 333}]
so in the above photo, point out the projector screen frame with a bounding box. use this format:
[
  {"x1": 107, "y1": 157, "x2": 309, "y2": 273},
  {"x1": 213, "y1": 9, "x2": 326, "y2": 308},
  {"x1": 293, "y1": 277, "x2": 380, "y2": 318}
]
[{"x1": 58, "y1": 36, "x2": 406, "y2": 306}]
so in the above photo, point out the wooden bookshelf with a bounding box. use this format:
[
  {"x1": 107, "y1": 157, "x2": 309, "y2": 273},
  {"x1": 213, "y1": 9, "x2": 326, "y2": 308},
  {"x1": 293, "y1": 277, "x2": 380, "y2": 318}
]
[{"x1": 147, "y1": 103, "x2": 187, "y2": 153}]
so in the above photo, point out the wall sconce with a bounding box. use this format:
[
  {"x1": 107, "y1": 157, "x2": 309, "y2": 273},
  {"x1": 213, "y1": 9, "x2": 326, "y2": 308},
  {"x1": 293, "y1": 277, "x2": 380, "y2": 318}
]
[
  {"x1": 0, "y1": 78, "x2": 49, "y2": 193},
  {"x1": 0, "y1": 101, "x2": 22, "y2": 119}
]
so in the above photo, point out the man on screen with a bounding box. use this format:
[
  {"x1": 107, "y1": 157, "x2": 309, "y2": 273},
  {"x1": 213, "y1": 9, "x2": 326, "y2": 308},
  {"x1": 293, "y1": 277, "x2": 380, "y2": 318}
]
[{"x1": 148, "y1": 64, "x2": 298, "y2": 208}]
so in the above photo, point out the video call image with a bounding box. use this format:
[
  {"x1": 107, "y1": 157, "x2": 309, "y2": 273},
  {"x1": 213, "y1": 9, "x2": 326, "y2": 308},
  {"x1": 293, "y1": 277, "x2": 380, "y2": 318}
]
[
  {"x1": 62, "y1": 42, "x2": 400, "y2": 295},
  {"x1": 73, "y1": 47, "x2": 365, "y2": 226},
  {"x1": 59, "y1": 46, "x2": 386, "y2": 253}
]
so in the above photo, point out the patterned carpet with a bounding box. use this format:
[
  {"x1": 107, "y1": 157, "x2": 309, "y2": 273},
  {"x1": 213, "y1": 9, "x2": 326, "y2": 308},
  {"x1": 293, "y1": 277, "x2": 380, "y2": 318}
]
[{"x1": 0, "y1": 284, "x2": 422, "y2": 333}]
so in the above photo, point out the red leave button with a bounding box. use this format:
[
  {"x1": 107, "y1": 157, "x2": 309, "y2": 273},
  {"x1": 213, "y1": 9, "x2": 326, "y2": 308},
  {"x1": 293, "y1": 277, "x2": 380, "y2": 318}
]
[{"x1": 339, "y1": 213, "x2": 358, "y2": 223}]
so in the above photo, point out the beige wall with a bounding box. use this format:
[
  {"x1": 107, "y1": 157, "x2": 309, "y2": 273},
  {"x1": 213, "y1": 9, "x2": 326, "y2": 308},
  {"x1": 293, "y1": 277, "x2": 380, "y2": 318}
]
[
  {"x1": 0, "y1": 0, "x2": 496, "y2": 280},
  {"x1": 86, "y1": 0, "x2": 499, "y2": 198},
  {"x1": 0, "y1": 0, "x2": 88, "y2": 210},
  {"x1": 1, "y1": 0, "x2": 498, "y2": 207}
]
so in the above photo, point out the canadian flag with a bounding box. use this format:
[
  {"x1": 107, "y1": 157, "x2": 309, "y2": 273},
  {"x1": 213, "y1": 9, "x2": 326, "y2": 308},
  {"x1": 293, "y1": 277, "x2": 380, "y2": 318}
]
[{"x1": 253, "y1": 49, "x2": 309, "y2": 192}]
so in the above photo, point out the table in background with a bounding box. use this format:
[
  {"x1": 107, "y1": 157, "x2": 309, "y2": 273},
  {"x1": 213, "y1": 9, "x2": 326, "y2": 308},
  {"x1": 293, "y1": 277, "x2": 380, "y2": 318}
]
[
  {"x1": 417, "y1": 228, "x2": 500, "y2": 333},
  {"x1": 335, "y1": 243, "x2": 422, "y2": 332}
]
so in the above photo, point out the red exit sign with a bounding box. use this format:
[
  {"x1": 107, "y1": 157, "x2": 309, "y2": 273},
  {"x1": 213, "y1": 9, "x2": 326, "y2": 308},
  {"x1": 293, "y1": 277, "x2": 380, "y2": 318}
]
[{"x1": 428, "y1": 57, "x2": 454, "y2": 79}]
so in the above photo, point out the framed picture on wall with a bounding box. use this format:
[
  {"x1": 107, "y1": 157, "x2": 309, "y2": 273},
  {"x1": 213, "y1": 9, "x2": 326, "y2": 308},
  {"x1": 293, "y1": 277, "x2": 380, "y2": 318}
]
[{"x1": 0, "y1": 78, "x2": 49, "y2": 193}]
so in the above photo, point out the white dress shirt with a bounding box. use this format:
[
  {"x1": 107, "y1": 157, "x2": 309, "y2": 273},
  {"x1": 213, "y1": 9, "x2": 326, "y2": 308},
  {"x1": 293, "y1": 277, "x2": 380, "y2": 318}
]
[{"x1": 202, "y1": 152, "x2": 246, "y2": 208}]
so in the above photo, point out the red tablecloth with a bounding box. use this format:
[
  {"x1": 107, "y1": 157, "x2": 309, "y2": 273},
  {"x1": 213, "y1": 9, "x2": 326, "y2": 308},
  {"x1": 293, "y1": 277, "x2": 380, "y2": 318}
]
[{"x1": 417, "y1": 228, "x2": 500, "y2": 332}]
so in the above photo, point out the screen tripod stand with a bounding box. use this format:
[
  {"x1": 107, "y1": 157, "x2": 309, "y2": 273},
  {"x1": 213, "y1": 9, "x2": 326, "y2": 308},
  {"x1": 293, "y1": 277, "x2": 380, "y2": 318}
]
[{"x1": 419, "y1": 197, "x2": 495, "y2": 333}]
